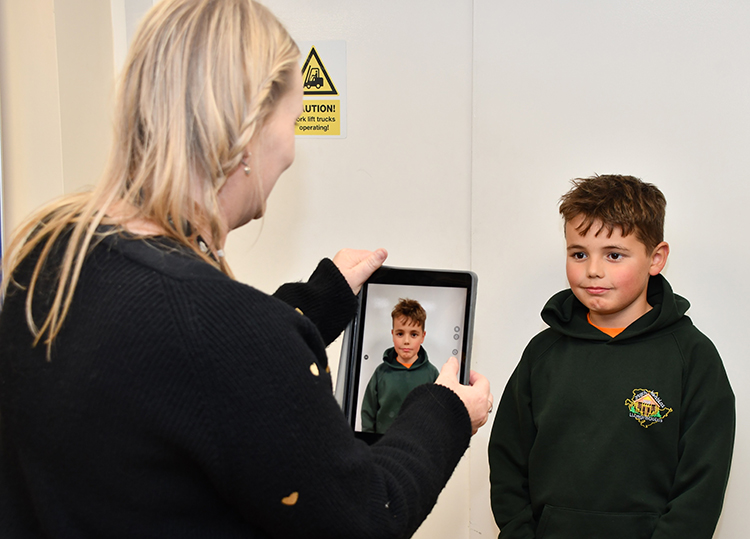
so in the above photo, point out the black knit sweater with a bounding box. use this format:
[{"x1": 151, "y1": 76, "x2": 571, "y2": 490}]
[{"x1": 0, "y1": 232, "x2": 471, "y2": 538}]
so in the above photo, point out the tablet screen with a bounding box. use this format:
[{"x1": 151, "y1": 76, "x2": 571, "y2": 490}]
[{"x1": 335, "y1": 266, "x2": 477, "y2": 442}]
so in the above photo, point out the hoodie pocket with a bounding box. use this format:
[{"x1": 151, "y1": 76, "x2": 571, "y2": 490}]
[{"x1": 537, "y1": 505, "x2": 658, "y2": 539}]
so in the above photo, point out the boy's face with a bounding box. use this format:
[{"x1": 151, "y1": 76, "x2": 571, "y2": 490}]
[
  {"x1": 391, "y1": 317, "x2": 426, "y2": 365},
  {"x1": 565, "y1": 215, "x2": 668, "y2": 328}
]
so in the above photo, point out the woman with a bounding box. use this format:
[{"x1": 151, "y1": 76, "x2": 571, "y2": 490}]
[{"x1": 0, "y1": 1, "x2": 491, "y2": 537}]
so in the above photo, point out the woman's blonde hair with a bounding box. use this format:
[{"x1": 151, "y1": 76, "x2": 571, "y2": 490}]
[{"x1": 0, "y1": 0, "x2": 300, "y2": 357}]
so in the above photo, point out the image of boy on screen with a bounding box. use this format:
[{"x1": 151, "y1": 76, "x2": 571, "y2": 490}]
[{"x1": 361, "y1": 298, "x2": 440, "y2": 434}]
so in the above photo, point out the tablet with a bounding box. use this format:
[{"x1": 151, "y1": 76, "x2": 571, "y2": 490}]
[{"x1": 334, "y1": 266, "x2": 477, "y2": 443}]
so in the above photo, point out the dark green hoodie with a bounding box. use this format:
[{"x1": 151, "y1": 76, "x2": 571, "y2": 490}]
[
  {"x1": 361, "y1": 347, "x2": 440, "y2": 434},
  {"x1": 489, "y1": 275, "x2": 734, "y2": 539}
]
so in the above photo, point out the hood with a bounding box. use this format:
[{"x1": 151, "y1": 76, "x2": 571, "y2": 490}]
[
  {"x1": 382, "y1": 346, "x2": 430, "y2": 370},
  {"x1": 541, "y1": 274, "x2": 690, "y2": 341}
]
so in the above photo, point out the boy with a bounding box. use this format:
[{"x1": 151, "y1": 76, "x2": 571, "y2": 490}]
[
  {"x1": 361, "y1": 298, "x2": 440, "y2": 434},
  {"x1": 489, "y1": 175, "x2": 734, "y2": 538}
]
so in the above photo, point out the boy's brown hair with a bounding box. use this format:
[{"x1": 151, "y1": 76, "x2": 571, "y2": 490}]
[
  {"x1": 391, "y1": 298, "x2": 426, "y2": 330},
  {"x1": 559, "y1": 174, "x2": 666, "y2": 252}
]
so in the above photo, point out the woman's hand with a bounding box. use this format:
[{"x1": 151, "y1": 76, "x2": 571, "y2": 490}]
[
  {"x1": 435, "y1": 357, "x2": 492, "y2": 435},
  {"x1": 332, "y1": 248, "x2": 388, "y2": 295}
]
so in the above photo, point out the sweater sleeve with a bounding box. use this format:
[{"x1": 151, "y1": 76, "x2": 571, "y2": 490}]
[
  {"x1": 169, "y1": 278, "x2": 472, "y2": 539},
  {"x1": 488, "y1": 351, "x2": 537, "y2": 539},
  {"x1": 650, "y1": 334, "x2": 735, "y2": 539},
  {"x1": 272, "y1": 258, "x2": 359, "y2": 346}
]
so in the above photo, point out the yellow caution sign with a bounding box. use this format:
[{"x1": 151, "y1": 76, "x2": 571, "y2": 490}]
[
  {"x1": 296, "y1": 41, "x2": 346, "y2": 138},
  {"x1": 295, "y1": 100, "x2": 340, "y2": 136},
  {"x1": 301, "y1": 47, "x2": 338, "y2": 96}
]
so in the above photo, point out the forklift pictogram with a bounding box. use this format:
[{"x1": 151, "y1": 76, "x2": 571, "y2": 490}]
[
  {"x1": 300, "y1": 46, "x2": 337, "y2": 95},
  {"x1": 304, "y1": 67, "x2": 324, "y2": 89}
]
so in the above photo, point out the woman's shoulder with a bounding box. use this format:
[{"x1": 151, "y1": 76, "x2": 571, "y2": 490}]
[
  {"x1": 92, "y1": 232, "x2": 295, "y2": 327},
  {"x1": 99, "y1": 232, "x2": 229, "y2": 283},
  {"x1": 87, "y1": 233, "x2": 312, "y2": 355}
]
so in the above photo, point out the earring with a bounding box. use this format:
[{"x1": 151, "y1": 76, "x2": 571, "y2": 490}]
[{"x1": 241, "y1": 155, "x2": 251, "y2": 176}]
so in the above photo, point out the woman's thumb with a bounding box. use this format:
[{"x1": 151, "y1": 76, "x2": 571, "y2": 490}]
[{"x1": 439, "y1": 357, "x2": 460, "y2": 378}]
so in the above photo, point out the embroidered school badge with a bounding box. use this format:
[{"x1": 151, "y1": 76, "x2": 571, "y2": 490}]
[{"x1": 625, "y1": 389, "x2": 673, "y2": 428}]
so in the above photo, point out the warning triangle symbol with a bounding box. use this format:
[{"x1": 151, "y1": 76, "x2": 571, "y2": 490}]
[{"x1": 301, "y1": 46, "x2": 338, "y2": 96}]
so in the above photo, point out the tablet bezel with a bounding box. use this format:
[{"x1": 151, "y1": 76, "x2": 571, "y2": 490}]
[{"x1": 335, "y1": 266, "x2": 477, "y2": 442}]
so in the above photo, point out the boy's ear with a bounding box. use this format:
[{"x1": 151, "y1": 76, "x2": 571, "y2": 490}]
[{"x1": 649, "y1": 241, "x2": 670, "y2": 276}]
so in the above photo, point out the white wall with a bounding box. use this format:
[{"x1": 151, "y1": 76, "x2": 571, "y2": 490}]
[
  {"x1": 472, "y1": 1, "x2": 750, "y2": 538},
  {"x1": 230, "y1": 0, "x2": 474, "y2": 289},
  {"x1": 0, "y1": 0, "x2": 65, "y2": 235},
  {"x1": 231, "y1": 3, "x2": 475, "y2": 537},
  {"x1": 2, "y1": 1, "x2": 748, "y2": 538},
  {"x1": 55, "y1": 0, "x2": 115, "y2": 194},
  {"x1": 110, "y1": 0, "x2": 154, "y2": 73},
  {"x1": 0, "y1": 0, "x2": 113, "y2": 237}
]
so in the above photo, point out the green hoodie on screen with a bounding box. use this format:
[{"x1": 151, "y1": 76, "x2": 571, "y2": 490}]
[
  {"x1": 489, "y1": 274, "x2": 735, "y2": 539},
  {"x1": 361, "y1": 347, "x2": 440, "y2": 434}
]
